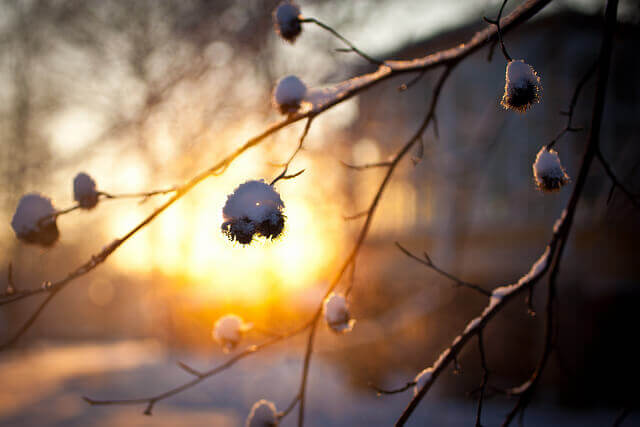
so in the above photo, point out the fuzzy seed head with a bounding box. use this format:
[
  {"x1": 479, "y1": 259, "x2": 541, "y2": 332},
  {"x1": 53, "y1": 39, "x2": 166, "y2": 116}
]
[
  {"x1": 323, "y1": 293, "x2": 355, "y2": 333},
  {"x1": 533, "y1": 147, "x2": 570, "y2": 192},
  {"x1": 11, "y1": 193, "x2": 59, "y2": 247},
  {"x1": 73, "y1": 172, "x2": 99, "y2": 209},
  {"x1": 246, "y1": 399, "x2": 278, "y2": 427},
  {"x1": 272, "y1": 75, "x2": 307, "y2": 115},
  {"x1": 213, "y1": 314, "x2": 251, "y2": 353},
  {"x1": 273, "y1": 2, "x2": 302, "y2": 43},
  {"x1": 221, "y1": 180, "x2": 285, "y2": 245},
  {"x1": 501, "y1": 60, "x2": 542, "y2": 113}
]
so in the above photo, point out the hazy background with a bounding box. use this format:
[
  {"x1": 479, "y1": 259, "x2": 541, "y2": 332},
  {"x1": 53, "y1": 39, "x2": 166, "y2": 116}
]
[{"x1": 1, "y1": 0, "x2": 639, "y2": 425}]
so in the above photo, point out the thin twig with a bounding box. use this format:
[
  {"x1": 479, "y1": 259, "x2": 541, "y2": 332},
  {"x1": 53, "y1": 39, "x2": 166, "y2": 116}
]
[
  {"x1": 369, "y1": 381, "x2": 416, "y2": 396},
  {"x1": 476, "y1": 331, "x2": 489, "y2": 427},
  {"x1": 396, "y1": 242, "x2": 491, "y2": 297},
  {"x1": 483, "y1": 0, "x2": 513, "y2": 61},
  {"x1": 546, "y1": 60, "x2": 597, "y2": 150},
  {"x1": 271, "y1": 117, "x2": 313, "y2": 186},
  {"x1": 340, "y1": 160, "x2": 393, "y2": 170},
  {"x1": 301, "y1": 17, "x2": 383, "y2": 65}
]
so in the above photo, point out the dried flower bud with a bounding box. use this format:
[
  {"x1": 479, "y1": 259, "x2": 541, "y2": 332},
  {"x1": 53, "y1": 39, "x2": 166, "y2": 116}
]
[
  {"x1": 11, "y1": 193, "x2": 59, "y2": 247},
  {"x1": 73, "y1": 172, "x2": 99, "y2": 209},
  {"x1": 272, "y1": 75, "x2": 307, "y2": 115},
  {"x1": 323, "y1": 293, "x2": 355, "y2": 333},
  {"x1": 221, "y1": 180, "x2": 285, "y2": 245},
  {"x1": 246, "y1": 399, "x2": 278, "y2": 427},
  {"x1": 212, "y1": 314, "x2": 252, "y2": 353},
  {"x1": 413, "y1": 367, "x2": 433, "y2": 396},
  {"x1": 533, "y1": 147, "x2": 569, "y2": 192},
  {"x1": 273, "y1": 2, "x2": 302, "y2": 43},
  {"x1": 501, "y1": 60, "x2": 542, "y2": 113}
]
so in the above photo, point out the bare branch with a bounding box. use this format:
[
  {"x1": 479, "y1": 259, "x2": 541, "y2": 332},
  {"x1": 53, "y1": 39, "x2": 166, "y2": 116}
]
[
  {"x1": 483, "y1": 0, "x2": 513, "y2": 62},
  {"x1": 340, "y1": 160, "x2": 393, "y2": 171},
  {"x1": 395, "y1": 242, "x2": 491, "y2": 297},
  {"x1": 369, "y1": 381, "x2": 416, "y2": 396}
]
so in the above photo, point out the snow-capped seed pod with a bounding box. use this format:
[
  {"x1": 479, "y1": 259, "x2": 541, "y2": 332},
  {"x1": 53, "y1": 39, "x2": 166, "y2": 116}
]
[
  {"x1": 323, "y1": 293, "x2": 355, "y2": 333},
  {"x1": 73, "y1": 172, "x2": 99, "y2": 209},
  {"x1": 212, "y1": 314, "x2": 252, "y2": 353},
  {"x1": 273, "y1": 2, "x2": 302, "y2": 43},
  {"x1": 221, "y1": 180, "x2": 285, "y2": 245},
  {"x1": 533, "y1": 147, "x2": 570, "y2": 192},
  {"x1": 272, "y1": 75, "x2": 307, "y2": 115},
  {"x1": 11, "y1": 193, "x2": 59, "y2": 247},
  {"x1": 246, "y1": 399, "x2": 279, "y2": 427},
  {"x1": 413, "y1": 367, "x2": 434, "y2": 396},
  {"x1": 501, "y1": 59, "x2": 542, "y2": 113}
]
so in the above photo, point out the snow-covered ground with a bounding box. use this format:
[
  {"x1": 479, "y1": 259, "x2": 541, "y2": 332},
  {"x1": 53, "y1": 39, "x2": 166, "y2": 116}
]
[{"x1": 0, "y1": 340, "x2": 634, "y2": 427}]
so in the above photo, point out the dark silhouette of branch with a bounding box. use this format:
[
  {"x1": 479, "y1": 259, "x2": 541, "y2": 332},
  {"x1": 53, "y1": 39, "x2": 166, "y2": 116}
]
[
  {"x1": 343, "y1": 210, "x2": 370, "y2": 221},
  {"x1": 300, "y1": 18, "x2": 382, "y2": 65},
  {"x1": 395, "y1": 242, "x2": 491, "y2": 297},
  {"x1": 597, "y1": 149, "x2": 640, "y2": 207},
  {"x1": 340, "y1": 160, "x2": 393, "y2": 170},
  {"x1": 475, "y1": 332, "x2": 489, "y2": 427},
  {"x1": 483, "y1": 0, "x2": 513, "y2": 62},
  {"x1": 368, "y1": 381, "x2": 416, "y2": 396},
  {"x1": 84, "y1": 323, "x2": 311, "y2": 414},
  {"x1": 502, "y1": 3, "x2": 618, "y2": 424},
  {"x1": 271, "y1": 117, "x2": 313, "y2": 186},
  {"x1": 546, "y1": 60, "x2": 597, "y2": 150}
]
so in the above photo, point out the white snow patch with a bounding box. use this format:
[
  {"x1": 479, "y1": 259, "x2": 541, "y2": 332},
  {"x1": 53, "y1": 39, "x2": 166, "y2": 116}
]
[
  {"x1": 212, "y1": 314, "x2": 252, "y2": 353},
  {"x1": 533, "y1": 147, "x2": 569, "y2": 192},
  {"x1": 11, "y1": 193, "x2": 59, "y2": 246},
  {"x1": 223, "y1": 180, "x2": 284, "y2": 224},
  {"x1": 518, "y1": 247, "x2": 550, "y2": 285},
  {"x1": 73, "y1": 172, "x2": 99, "y2": 209},
  {"x1": 273, "y1": 75, "x2": 307, "y2": 115},
  {"x1": 553, "y1": 209, "x2": 568, "y2": 234},
  {"x1": 413, "y1": 367, "x2": 434, "y2": 396},
  {"x1": 246, "y1": 399, "x2": 278, "y2": 427},
  {"x1": 463, "y1": 317, "x2": 482, "y2": 335},
  {"x1": 323, "y1": 293, "x2": 355, "y2": 333}
]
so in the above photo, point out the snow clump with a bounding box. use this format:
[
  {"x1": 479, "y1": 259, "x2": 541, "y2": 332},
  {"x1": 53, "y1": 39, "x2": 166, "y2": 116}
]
[
  {"x1": 73, "y1": 172, "x2": 99, "y2": 209},
  {"x1": 272, "y1": 75, "x2": 307, "y2": 115},
  {"x1": 11, "y1": 193, "x2": 59, "y2": 247},
  {"x1": 323, "y1": 292, "x2": 355, "y2": 333},
  {"x1": 533, "y1": 147, "x2": 569, "y2": 192},
  {"x1": 212, "y1": 314, "x2": 252, "y2": 352},
  {"x1": 246, "y1": 399, "x2": 278, "y2": 427},
  {"x1": 221, "y1": 180, "x2": 285, "y2": 245},
  {"x1": 501, "y1": 59, "x2": 542, "y2": 112},
  {"x1": 273, "y1": 2, "x2": 302, "y2": 43}
]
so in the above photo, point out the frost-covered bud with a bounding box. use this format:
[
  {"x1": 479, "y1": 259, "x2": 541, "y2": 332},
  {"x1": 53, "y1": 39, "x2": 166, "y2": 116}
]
[
  {"x1": 212, "y1": 314, "x2": 252, "y2": 353},
  {"x1": 273, "y1": 2, "x2": 302, "y2": 43},
  {"x1": 533, "y1": 147, "x2": 570, "y2": 192},
  {"x1": 221, "y1": 180, "x2": 285, "y2": 245},
  {"x1": 501, "y1": 60, "x2": 542, "y2": 113},
  {"x1": 272, "y1": 75, "x2": 307, "y2": 115},
  {"x1": 11, "y1": 193, "x2": 59, "y2": 247},
  {"x1": 246, "y1": 399, "x2": 278, "y2": 427},
  {"x1": 73, "y1": 172, "x2": 99, "y2": 209},
  {"x1": 323, "y1": 293, "x2": 355, "y2": 333},
  {"x1": 413, "y1": 367, "x2": 433, "y2": 396}
]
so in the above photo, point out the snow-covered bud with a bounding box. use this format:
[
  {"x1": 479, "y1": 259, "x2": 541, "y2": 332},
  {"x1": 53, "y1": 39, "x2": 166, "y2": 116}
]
[
  {"x1": 273, "y1": 2, "x2": 302, "y2": 43},
  {"x1": 221, "y1": 180, "x2": 285, "y2": 245},
  {"x1": 212, "y1": 314, "x2": 252, "y2": 353},
  {"x1": 323, "y1": 293, "x2": 355, "y2": 333},
  {"x1": 246, "y1": 399, "x2": 278, "y2": 427},
  {"x1": 533, "y1": 147, "x2": 570, "y2": 192},
  {"x1": 73, "y1": 172, "x2": 99, "y2": 209},
  {"x1": 501, "y1": 60, "x2": 542, "y2": 113},
  {"x1": 413, "y1": 367, "x2": 433, "y2": 396},
  {"x1": 272, "y1": 75, "x2": 307, "y2": 115},
  {"x1": 11, "y1": 193, "x2": 59, "y2": 247}
]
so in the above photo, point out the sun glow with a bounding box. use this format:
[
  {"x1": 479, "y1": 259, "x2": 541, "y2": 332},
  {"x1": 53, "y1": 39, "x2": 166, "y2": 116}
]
[{"x1": 107, "y1": 161, "x2": 343, "y2": 304}]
